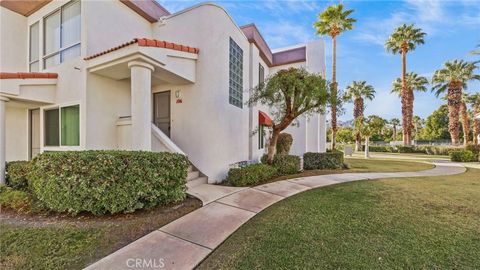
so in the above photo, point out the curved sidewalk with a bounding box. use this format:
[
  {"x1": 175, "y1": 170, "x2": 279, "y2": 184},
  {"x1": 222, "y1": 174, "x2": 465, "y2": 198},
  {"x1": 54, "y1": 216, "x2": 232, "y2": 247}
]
[{"x1": 85, "y1": 162, "x2": 466, "y2": 270}]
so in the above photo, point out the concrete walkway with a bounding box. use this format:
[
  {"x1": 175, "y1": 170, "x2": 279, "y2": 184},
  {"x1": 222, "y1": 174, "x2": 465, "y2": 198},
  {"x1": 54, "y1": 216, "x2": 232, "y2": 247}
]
[{"x1": 85, "y1": 162, "x2": 466, "y2": 270}]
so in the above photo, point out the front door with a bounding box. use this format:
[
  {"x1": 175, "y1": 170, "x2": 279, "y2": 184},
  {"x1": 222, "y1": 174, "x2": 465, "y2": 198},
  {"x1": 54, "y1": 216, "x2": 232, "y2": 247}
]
[
  {"x1": 153, "y1": 91, "x2": 171, "y2": 137},
  {"x1": 29, "y1": 109, "x2": 40, "y2": 159}
]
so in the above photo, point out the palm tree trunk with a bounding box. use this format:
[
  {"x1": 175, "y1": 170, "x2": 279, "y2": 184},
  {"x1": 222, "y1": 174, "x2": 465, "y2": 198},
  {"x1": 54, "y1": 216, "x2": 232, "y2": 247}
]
[
  {"x1": 460, "y1": 101, "x2": 470, "y2": 146},
  {"x1": 447, "y1": 82, "x2": 462, "y2": 145},
  {"x1": 408, "y1": 88, "x2": 414, "y2": 143},
  {"x1": 401, "y1": 50, "x2": 410, "y2": 146},
  {"x1": 330, "y1": 35, "x2": 337, "y2": 151},
  {"x1": 474, "y1": 103, "x2": 480, "y2": 145},
  {"x1": 354, "y1": 98, "x2": 363, "y2": 151},
  {"x1": 393, "y1": 125, "x2": 397, "y2": 141}
]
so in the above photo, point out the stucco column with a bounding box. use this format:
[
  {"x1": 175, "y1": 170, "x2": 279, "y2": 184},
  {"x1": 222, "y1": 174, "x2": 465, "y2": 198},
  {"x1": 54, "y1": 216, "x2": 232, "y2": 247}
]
[
  {"x1": 128, "y1": 61, "x2": 154, "y2": 151},
  {"x1": 0, "y1": 96, "x2": 9, "y2": 185}
]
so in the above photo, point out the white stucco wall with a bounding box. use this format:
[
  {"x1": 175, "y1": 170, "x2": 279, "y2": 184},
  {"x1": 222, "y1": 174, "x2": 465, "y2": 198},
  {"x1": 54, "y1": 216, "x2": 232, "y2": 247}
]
[
  {"x1": 5, "y1": 104, "x2": 29, "y2": 161},
  {"x1": 0, "y1": 7, "x2": 27, "y2": 72}
]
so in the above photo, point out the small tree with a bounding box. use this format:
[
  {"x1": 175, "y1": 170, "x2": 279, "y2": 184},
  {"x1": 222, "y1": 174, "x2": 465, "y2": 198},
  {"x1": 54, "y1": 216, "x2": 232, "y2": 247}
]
[
  {"x1": 249, "y1": 68, "x2": 329, "y2": 164},
  {"x1": 355, "y1": 116, "x2": 383, "y2": 158}
]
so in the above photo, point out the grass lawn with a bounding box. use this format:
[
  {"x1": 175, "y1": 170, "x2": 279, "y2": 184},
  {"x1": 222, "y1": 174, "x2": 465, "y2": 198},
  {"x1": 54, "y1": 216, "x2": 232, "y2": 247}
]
[
  {"x1": 199, "y1": 168, "x2": 480, "y2": 269},
  {"x1": 273, "y1": 157, "x2": 434, "y2": 182},
  {"x1": 0, "y1": 198, "x2": 201, "y2": 270}
]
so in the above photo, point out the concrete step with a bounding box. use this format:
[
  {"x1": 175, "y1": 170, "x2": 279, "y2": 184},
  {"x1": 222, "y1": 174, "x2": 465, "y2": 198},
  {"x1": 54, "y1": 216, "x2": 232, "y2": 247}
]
[
  {"x1": 186, "y1": 177, "x2": 208, "y2": 189},
  {"x1": 187, "y1": 171, "x2": 200, "y2": 181}
]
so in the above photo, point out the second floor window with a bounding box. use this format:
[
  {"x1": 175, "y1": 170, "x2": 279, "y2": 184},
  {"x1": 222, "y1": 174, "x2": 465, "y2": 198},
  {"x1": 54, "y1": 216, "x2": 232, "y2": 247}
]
[
  {"x1": 229, "y1": 38, "x2": 243, "y2": 108},
  {"x1": 44, "y1": 0, "x2": 81, "y2": 69},
  {"x1": 29, "y1": 22, "x2": 40, "y2": 72},
  {"x1": 259, "y1": 63, "x2": 265, "y2": 85}
]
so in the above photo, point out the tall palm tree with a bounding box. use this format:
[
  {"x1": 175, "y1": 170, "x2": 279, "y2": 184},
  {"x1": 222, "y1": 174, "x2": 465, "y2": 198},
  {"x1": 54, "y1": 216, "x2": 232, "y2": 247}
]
[
  {"x1": 391, "y1": 72, "x2": 429, "y2": 138},
  {"x1": 465, "y1": 92, "x2": 480, "y2": 145},
  {"x1": 459, "y1": 93, "x2": 470, "y2": 146},
  {"x1": 431, "y1": 60, "x2": 480, "y2": 145},
  {"x1": 344, "y1": 81, "x2": 375, "y2": 151},
  {"x1": 385, "y1": 24, "x2": 426, "y2": 146},
  {"x1": 412, "y1": 115, "x2": 424, "y2": 140},
  {"x1": 389, "y1": 118, "x2": 401, "y2": 141},
  {"x1": 314, "y1": 4, "x2": 356, "y2": 150}
]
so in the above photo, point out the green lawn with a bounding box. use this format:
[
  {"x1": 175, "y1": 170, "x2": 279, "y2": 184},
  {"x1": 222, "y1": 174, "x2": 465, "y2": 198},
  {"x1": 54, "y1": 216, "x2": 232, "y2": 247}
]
[
  {"x1": 273, "y1": 158, "x2": 434, "y2": 182},
  {"x1": 0, "y1": 199, "x2": 200, "y2": 270},
  {"x1": 199, "y1": 168, "x2": 480, "y2": 269}
]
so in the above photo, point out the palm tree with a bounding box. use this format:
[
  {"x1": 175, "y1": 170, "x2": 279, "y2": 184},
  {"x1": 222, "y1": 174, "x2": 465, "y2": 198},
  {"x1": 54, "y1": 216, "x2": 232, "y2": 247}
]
[
  {"x1": 460, "y1": 93, "x2": 470, "y2": 146},
  {"x1": 344, "y1": 81, "x2": 375, "y2": 151},
  {"x1": 391, "y1": 72, "x2": 428, "y2": 139},
  {"x1": 412, "y1": 116, "x2": 424, "y2": 140},
  {"x1": 465, "y1": 92, "x2": 480, "y2": 145},
  {"x1": 431, "y1": 60, "x2": 480, "y2": 145},
  {"x1": 385, "y1": 24, "x2": 426, "y2": 146},
  {"x1": 314, "y1": 4, "x2": 356, "y2": 151},
  {"x1": 389, "y1": 118, "x2": 401, "y2": 141}
]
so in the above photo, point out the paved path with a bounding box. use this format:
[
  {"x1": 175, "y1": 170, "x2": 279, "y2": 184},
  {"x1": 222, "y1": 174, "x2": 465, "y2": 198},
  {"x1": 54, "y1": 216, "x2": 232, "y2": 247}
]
[{"x1": 85, "y1": 162, "x2": 466, "y2": 270}]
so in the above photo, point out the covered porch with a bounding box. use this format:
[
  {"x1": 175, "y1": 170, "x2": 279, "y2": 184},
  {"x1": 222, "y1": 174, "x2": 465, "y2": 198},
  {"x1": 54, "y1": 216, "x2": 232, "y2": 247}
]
[
  {"x1": 0, "y1": 72, "x2": 58, "y2": 183},
  {"x1": 85, "y1": 38, "x2": 198, "y2": 153}
]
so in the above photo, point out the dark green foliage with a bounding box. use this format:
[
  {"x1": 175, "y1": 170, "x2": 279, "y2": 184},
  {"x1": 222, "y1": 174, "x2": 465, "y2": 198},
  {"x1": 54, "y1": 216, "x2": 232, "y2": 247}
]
[
  {"x1": 28, "y1": 151, "x2": 189, "y2": 215},
  {"x1": 271, "y1": 155, "x2": 301, "y2": 175},
  {"x1": 6, "y1": 161, "x2": 31, "y2": 190},
  {"x1": 261, "y1": 154, "x2": 301, "y2": 175},
  {"x1": 450, "y1": 150, "x2": 477, "y2": 162},
  {"x1": 303, "y1": 151, "x2": 344, "y2": 170},
  {"x1": 224, "y1": 164, "x2": 277, "y2": 187},
  {"x1": 0, "y1": 186, "x2": 32, "y2": 212},
  {"x1": 361, "y1": 145, "x2": 394, "y2": 152},
  {"x1": 276, "y1": 133, "x2": 293, "y2": 155},
  {"x1": 419, "y1": 105, "x2": 450, "y2": 140},
  {"x1": 465, "y1": 144, "x2": 480, "y2": 156}
]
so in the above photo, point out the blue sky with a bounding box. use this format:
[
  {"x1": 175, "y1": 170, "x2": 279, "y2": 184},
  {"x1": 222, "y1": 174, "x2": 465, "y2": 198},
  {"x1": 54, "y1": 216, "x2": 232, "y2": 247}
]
[{"x1": 158, "y1": 0, "x2": 480, "y2": 121}]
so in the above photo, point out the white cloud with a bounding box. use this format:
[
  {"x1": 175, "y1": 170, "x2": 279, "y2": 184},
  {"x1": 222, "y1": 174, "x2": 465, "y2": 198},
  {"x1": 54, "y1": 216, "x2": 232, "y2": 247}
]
[{"x1": 259, "y1": 20, "x2": 316, "y2": 49}]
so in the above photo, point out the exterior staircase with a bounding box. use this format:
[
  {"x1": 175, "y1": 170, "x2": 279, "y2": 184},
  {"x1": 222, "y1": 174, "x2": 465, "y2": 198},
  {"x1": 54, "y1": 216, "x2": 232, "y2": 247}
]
[{"x1": 186, "y1": 164, "x2": 208, "y2": 189}]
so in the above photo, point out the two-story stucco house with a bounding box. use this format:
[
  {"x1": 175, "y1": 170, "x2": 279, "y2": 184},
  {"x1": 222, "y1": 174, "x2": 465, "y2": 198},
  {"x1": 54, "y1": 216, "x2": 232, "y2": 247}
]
[{"x1": 0, "y1": 0, "x2": 327, "y2": 185}]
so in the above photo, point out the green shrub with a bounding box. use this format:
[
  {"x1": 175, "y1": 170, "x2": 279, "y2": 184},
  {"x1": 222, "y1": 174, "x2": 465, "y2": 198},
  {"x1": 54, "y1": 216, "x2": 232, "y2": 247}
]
[
  {"x1": 272, "y1": 154, "x2": 301, "y2": 175},
  {"x1": 466, "y1": 144, "x2": 480, "y2": 155},
  {"x1": 276, "y1": 133, "x2": 293, "y2": 155},
  {"x1": 0, "y1": 186, "x2": 32, "y2": 212},
  {"x1": 303, "y1": 151, "x2": 344, "y2": 170},
  {"x1": 261, "y1": 154, "x2": 301, "y2": 175},
  {"x1": 6, "y1": 161, "x2": 31, "y2": 190},
  {"x1": 29, "y1": 151, "x2": 189, "y2": 215},
  {"x1": 362, "y1": 145, "x2": 394, "y2": 152},
  {"x1": 449, "y1": 150, "x2": 477, "y2": 162},
  {"x1": 395, "y1": 146, "x2": 418, "y2": 153},
  {"x1": 224, "y1": 164, "x2": 277, "y2": 186},
  {"x1": 417, "y1": 146, "x2": 458, "y2": 156}
]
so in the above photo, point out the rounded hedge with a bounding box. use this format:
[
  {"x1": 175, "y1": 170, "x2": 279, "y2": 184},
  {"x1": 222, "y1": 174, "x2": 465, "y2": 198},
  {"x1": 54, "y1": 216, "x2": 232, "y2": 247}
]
[
  {"x1": 449, "y1": 150, "x2": 477, "y2": 162},
  {"x1": 28, "y1": 151, "x2": 189, "y2": 215},
  {"x1": 224, "y1": 164, "x2": 277, "y2": 187},
  {"x1": 6, "y1": 161, "x2": 31, "y2": 190},
  {"x1": 303, "y1": 151, "x2": 344, "y2": 170}
]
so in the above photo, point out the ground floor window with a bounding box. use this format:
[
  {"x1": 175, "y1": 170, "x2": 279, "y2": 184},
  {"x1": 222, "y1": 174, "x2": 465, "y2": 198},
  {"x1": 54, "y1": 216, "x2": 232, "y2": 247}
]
[
  {"x1": 44, "y1": 104, "x2": 79, "y2": 146},
  {"x1": 258, "y1": 124, "x2": 266, "y2": 149}
]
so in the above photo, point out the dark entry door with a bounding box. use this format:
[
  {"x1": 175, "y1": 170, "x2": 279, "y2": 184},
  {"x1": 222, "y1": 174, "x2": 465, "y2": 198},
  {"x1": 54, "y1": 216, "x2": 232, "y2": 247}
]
[{"x1": 153, "y1": 91, "x2": 171, "y2": 137}]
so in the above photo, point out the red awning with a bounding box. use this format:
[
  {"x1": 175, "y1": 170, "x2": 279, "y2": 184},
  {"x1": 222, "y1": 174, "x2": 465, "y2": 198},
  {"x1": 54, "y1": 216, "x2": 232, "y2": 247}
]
[{"x1": 259, "y1": 111, "x2": 272, "y2": 126}]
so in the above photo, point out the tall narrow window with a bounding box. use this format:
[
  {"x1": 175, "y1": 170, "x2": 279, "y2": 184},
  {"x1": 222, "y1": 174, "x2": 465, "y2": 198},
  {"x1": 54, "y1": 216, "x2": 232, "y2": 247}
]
[
  {"x1": 44, "y1": 108, "x2": 59, "y2": 146},
  {"x1": 29, "y1": 22, "x2": 40, "y2": 72},
  {"x1": 44, "y1": 0, "x2": 81, "y2": 69},
  {"x1": 258, "y1": 124, "x2": 265, "y2": 149},
  {"x1": 229, "y1": 38, "x2": 243, "y2": 108},
  {"x1": 259, "y1": 64, "x2": 265, "y2": 85},
  {"x1": 61, "y1": 105, "x2": 80, "y2": 146}
]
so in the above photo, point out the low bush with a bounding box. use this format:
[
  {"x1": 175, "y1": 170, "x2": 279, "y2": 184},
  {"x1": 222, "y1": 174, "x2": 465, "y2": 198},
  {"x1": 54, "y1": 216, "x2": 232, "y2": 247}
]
[
  {"x1": 6, "y1": 161, "x2": 31, "y2": 190},
  {"x1": 449, "y1": 150, "x2": 477, "y2": 162},
  {"x1": 417, "y1": 146, "x2": 458, "y2": 156},
  {"x1": 303, "y1": 151, "x2": 344, "y2": 170},
  {"x1": 261, "y1": 154, "x2": 301, "y2": 175},
  {"x1": 224, "y1": 163, "x2": 277, "y2": 186},
  {"x1": 276, "y1": 133, "x2": 293, "y2": 155},
  {"x1": 362, "y1": 145, "x2": 394, "y2": 152},
  {"x1": 0, "y1": 186, "x2": 32, "y2": 212},
  {"x1": 29, "y1": 151, "x2": 189, "y2": 215}
]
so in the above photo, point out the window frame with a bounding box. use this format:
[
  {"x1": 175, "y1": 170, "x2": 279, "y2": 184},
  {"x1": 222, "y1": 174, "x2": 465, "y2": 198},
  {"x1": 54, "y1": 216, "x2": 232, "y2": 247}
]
[
  {"x1": 42, "y1": 102, "x2": 81, "y2": 150},
  {"x1": 29, "y1": 22, "x2": 40, "y2": 72},
  {"x1": 229, "y1": 37, "x2": 243, "y2": 108},
  {"x1": 42, "y1": 0, "x2": 81, "y2": 69},
  {"x1": 258, "y1": 124, "x2": 265, "y2": 149},
  {"x1": 259, "y1": 63, "x2": 265, "y2": 85}
]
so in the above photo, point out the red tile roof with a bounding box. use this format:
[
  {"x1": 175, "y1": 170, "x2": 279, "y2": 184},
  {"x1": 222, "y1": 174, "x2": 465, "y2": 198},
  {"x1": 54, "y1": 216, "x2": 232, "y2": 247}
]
[
  {"x1": 84, "y1": 38, "x2": 199, "y2": 60},
  {"x1": 0, "y1": 72, "x2": 58, "y2": 79}
]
